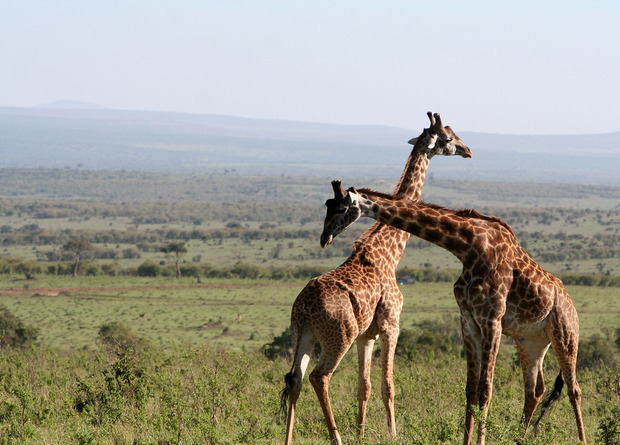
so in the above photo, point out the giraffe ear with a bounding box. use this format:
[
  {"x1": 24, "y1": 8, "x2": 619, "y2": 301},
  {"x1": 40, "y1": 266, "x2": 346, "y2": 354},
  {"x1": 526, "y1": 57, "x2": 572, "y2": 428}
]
[{"x1": 407, "y1": 137, "x2": 418, "y2": 145}]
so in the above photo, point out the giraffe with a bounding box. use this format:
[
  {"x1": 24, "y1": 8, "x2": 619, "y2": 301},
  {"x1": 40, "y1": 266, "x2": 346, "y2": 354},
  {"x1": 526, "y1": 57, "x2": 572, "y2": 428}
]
[
  {"x1": 321, "y1": 183, "x2": 587, "y2": 445},
  {"x1": 281, "y1": 113, "x2": 473, "y2": 445}
]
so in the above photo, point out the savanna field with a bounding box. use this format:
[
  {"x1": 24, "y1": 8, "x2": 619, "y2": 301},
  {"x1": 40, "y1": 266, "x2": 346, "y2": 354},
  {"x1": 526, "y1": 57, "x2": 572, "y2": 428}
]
[{"x1": 0, "y1": 170, "x2": 619, "y2": 444}]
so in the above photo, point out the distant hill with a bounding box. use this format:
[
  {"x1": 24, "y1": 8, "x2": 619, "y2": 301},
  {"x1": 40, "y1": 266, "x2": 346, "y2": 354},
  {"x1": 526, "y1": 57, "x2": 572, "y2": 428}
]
[
  {"x1": 1, "y1": 106, "x2": 619, "y2": 185},
  {"x1": 36, "y1": 100, "x2": 108, "y2": 110}
]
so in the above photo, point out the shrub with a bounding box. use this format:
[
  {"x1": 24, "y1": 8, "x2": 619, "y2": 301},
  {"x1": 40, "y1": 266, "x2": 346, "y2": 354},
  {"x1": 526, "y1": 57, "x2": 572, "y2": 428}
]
[
  {"x1": 0, "y1": 305, "x2": 39, "y2": 347},
  {"x1": 393, "y1": 316, "x2": 462, "y2": 359},
  {"x1": 136, "y1": 260, "x2": 161, "y2": 277},
  {"x1": 98, "y1": 322, "x2": 148, "y2": 353},
  {"x1": 577, "y1": 334, "x2": 620, "y2": 370},
  {"x1": 597, "y1": 406, "x2": 620, "y2": 445},
  {"x1": 262, "y1": 327, "x2": 292, "y2": 360},
  {"x1": 74, "y1": 351, "x2": 147, "y2": 424},
  {"x1": 262, "y1": 327, "x2": 321, "y2": 361}
]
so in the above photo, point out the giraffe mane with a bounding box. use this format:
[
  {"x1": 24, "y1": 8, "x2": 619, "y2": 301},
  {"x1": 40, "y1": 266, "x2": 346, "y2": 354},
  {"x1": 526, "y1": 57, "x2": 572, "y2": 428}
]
[
  {"x1": 454, "y1": 208, "x2": 515, "y2": 236},
  {"x1": 356, "y1": 188, "x2": 516, "y2": 236}
]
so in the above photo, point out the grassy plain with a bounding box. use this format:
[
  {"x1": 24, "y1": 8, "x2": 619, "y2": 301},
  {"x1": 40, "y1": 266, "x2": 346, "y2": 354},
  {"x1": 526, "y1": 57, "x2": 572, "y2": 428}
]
[
  {"x1": 1, "y1": 277, "x2": 618, "y2": 351},
  {"x1": 0, "y1": 170, "x2": 619, "y2": 443},
  {"x1": 0, "y1": 288, "x2": 617, "y2": 444}
]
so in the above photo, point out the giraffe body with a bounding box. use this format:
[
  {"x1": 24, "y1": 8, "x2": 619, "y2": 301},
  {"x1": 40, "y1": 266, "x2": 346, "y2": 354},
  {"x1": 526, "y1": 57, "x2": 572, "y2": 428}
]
[
  {"x1": 282, "y1": 113, "x2": 472, "y2": 445},
  {"x1": 321, "y1": 187, "x2": 586, "y2": 445}
]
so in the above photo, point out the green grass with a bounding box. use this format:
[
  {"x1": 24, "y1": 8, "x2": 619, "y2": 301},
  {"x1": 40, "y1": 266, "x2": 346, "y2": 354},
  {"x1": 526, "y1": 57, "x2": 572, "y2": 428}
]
[
  {"x1": 1, "y1": 277, "x2": 617, "y2": 351},
  {"x1": 0, "y1": 278, "x2": 618, "y2": 444},
  {"x1": 0, "y1": 339, "x2": 616, "y2": 444},
  {"x1": 0, "y1": 172, "x2": 618, "y2": 443}
]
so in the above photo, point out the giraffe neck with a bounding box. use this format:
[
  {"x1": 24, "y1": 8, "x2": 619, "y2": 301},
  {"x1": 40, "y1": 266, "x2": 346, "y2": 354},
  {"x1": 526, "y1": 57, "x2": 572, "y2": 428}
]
[
  {"x1": 393, "y1": 139, "x2": 430, "y2": 200},
  {"x1": 355, "y1": 190, "x2": 474, "y2": 261},
  {"x1": 352, "y1": 141, "x2": 431, "y2": 260}
]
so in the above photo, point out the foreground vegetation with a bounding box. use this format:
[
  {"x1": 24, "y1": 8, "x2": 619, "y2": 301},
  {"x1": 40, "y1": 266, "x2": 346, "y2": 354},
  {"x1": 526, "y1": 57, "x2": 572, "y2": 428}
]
[
  {"x1": 0, "y1": 326, "x2": 618, "y2": 444},
  {"x1": 0, "y1": 277, "x2": 618, "y2": 443}
]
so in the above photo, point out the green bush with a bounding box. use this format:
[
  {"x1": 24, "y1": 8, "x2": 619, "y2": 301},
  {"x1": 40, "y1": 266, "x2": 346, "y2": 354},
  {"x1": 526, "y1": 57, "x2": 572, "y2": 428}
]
[
  {"x1": 98, "y1": 322, "x2": 148, "y2": 354},
  {"x1": 262, "y1": 327, "x2": 292, "y2": 360},
  {"x1": 262, "y1": 327, "x2": 321, "y2": 360},
  {"x1": 0, "y1": 305, "x2": 39, "y2": 348},
  {"x1": 136, "y1": 260, "x2": 161, "y2": 277},
  {"x1": 577, "y1": 334, "x2": 620, "y2": 370},
  {"x1": 74, "y1": 351, "x2": 147, "y2": 425},
  {"x1": 393, "y1": 316, "x2": 462, "y2": 359},
  {"x1": 597, "y1": 406, "x2": 620, "y2": 445}
]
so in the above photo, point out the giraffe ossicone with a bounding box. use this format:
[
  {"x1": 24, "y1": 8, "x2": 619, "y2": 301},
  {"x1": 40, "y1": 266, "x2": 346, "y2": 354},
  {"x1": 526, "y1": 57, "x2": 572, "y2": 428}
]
[{"x1": 321, "y1": 185, "x2": 587, "y2": 445}]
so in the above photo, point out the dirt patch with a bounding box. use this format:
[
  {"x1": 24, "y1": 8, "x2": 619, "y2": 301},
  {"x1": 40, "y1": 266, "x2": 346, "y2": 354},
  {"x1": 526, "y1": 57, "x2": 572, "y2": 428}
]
[{"x1": 0, "y1": 281, "x2": 299, "y2": 297}]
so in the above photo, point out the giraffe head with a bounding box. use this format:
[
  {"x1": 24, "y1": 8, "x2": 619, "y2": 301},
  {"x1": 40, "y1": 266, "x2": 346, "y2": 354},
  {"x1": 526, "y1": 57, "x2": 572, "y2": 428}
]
[
  {"x1": 410, "y1": 112, "x2": 472, "y2": 159},
  {"x1": 321, "y1": 180, "x2": 365, "y2": 247}
]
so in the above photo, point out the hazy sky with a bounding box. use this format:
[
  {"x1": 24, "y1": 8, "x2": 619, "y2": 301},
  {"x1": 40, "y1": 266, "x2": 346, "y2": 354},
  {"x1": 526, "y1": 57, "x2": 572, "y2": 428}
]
[{"x1": 2, "y1": 0, "x2": 619, "y2": 134}]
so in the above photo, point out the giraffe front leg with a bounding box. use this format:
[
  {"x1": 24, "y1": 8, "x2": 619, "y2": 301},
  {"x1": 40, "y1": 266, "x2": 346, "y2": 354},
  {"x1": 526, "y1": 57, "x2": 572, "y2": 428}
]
[
  {"x1": 460, "y1": 313, "x2": 482, "y2": 445},
  {"x1": 379, "y1": 324, "x2": 399, "y2": 439},
  {"x1": 476, "y1": 320, "x2": 503, "y2": 445}
]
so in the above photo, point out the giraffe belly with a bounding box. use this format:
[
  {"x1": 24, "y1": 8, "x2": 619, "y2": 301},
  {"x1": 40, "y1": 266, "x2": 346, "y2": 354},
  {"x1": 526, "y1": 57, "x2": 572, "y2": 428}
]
[{"x1": 502, "y1": 304, "x2": 551, "y2": 340}]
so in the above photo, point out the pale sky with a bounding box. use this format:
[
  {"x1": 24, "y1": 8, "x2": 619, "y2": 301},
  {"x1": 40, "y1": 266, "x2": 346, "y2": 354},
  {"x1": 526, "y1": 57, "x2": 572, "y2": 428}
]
[{"x1": 2, "y1": 0, "x2": 619, "y2": 135}]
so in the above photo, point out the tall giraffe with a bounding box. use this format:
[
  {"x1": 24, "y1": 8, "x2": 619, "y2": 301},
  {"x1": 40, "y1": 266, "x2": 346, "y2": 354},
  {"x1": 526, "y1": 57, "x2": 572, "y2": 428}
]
[
  {"x1": 281, "y1": 113, "x2": 472, "y2": 445},
  {"x1": 321, "y1": 183, "x2": 586, "y2": 445}
]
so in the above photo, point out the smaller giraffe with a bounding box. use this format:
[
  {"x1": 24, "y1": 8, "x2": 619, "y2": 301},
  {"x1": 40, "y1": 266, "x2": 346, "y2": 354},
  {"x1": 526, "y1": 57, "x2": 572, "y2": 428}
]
[
  {"x1": 281, "y1": 113, "x2": 472, "y2": 445},
  {"x1": 321, "y1": 183, "x2": 587, "y2": 445}
]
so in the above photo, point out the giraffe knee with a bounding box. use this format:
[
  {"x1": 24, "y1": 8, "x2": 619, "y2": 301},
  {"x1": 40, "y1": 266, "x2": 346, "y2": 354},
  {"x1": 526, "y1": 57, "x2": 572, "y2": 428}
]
[
  {"x1": 358, "y1": 379, "x2": 372, "y2": 401},
  {"x1": 309, "y1": 369, "x2": 329, "y2": 390},
  {"x1": 381, "y1": 379, "x2": 395, "y2": 400},
  {"x1": 567, "y1": 385, "x2": 582, "y2": 403},
  {"x1": 465, "y1": 386, "x2": 478, "y2": 405},
  {"x1": 532, "y1": 374, "x2": 545, "y2": 400}
]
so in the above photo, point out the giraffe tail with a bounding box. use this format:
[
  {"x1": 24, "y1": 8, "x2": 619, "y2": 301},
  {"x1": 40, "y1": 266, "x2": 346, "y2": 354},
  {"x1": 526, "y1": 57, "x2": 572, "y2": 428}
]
[
  {"x1": 533, "y1": 372, "x2": 564, "y2": 432},
  {"x1": 279, "y1": 327, "x2": 300, "y2": 421},
  {"x1": 279, "y1": 371, "x2": 294, "y2": 420}
]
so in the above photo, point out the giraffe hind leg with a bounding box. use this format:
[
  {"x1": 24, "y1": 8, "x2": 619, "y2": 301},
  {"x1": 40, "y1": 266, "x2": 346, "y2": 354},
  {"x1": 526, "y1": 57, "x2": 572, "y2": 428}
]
[
  {"x1": 549, "y1": 307, "x2": 587, "y2": 443},
  {"x1": 515, "y1": 337, "x2": 551, "y2": 441},
  {"x1": 356, "y1": 334, "x2": 376, "y2": 438},
  {"x1": 309, "y1": 341, "x2": 351, "y2": 445},
  {"x1": 283, "y1": 328, "x2": 315, "y2": 445}
]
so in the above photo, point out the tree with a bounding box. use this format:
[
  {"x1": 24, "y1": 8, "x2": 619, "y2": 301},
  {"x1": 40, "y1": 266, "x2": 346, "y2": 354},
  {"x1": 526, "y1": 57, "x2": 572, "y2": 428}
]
[
  {"x1": 160, "y1": 242, "x2": 187, "y2": 278},
  {"x1": 62, "y1": 238, "x2": 94, "y2": 277}
]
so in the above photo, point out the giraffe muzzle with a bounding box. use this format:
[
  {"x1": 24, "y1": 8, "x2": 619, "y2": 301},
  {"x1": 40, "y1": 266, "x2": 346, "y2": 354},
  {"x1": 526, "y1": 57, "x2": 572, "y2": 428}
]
[
  {"x1": 320, "y1": 232, "x2": 333, "y2": 248},
  {"x1": 457, "y1": 145, "x2": 473, "y2": 158}
]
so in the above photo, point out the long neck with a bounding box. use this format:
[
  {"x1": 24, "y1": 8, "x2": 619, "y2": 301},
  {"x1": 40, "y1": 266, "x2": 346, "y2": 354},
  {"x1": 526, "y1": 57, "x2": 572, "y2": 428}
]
[
  {"x1": 355, "y1": 139, "x2": 429, "y2": 244},
  {"x1": 357, "y1": 191, "x2": 471, "y2": 259},
  {"x1": 392, "y1": 140, "x2": 429, "y2": 200},
  {"x1": 351, "y1": 139, "x2": 431, "y2": 264}
]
